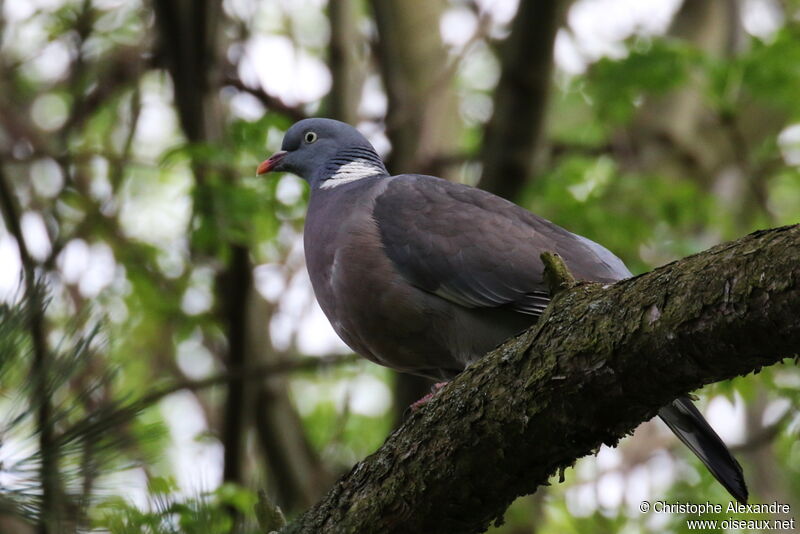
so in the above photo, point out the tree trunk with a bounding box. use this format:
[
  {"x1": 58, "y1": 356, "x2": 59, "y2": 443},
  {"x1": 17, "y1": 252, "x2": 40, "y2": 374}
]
[
  {"x1": 327, "y1": 0, "x2": 362, "y2": 124},
  {"x1": 369, "y1": 0, "x2": 461, "y2": 175},
  {"x1": 478, "y1": 0, "x2": 567, "y2": 200}
]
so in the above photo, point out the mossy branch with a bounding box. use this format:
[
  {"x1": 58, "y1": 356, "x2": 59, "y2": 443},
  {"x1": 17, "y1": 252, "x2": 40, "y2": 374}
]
[{"x1": 281, "y1": 225, "x2": 800, "y2": 534}]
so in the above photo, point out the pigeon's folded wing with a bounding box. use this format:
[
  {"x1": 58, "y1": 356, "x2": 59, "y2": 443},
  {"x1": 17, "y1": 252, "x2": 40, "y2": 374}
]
[{"x1": 373, "y1": 175, "x2": 630, "y2": 318}]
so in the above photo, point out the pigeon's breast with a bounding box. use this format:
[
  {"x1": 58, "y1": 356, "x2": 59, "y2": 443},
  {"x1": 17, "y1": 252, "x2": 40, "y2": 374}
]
[{"x1": 303, "y1": 180, "x2": 464, "y2": 378}]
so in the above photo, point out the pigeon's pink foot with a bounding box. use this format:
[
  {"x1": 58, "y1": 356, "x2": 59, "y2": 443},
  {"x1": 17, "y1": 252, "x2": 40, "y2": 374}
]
[{"x1": 409, "y1": 381, "x2": 449, "y2": 411}]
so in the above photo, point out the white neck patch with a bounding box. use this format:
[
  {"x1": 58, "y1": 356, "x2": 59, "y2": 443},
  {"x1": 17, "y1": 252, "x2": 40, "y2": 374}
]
[{"x1": 320, "y1": 160, "x2": 383, "y2": 189}]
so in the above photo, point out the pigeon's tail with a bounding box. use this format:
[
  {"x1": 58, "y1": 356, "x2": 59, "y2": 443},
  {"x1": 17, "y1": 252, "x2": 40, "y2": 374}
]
[{"x1": 658, "y1": 396, "x2": 748, "y2": 504}]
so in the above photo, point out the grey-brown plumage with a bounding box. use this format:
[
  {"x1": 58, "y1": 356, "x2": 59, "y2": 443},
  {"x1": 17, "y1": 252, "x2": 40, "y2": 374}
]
[{"x1": 258, "y1": 118, "x2": 748, "y2": 504}]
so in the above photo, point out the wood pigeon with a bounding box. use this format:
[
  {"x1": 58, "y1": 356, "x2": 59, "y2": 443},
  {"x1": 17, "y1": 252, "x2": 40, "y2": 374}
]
[{"x1": 258, "y1": 118, "x2": 748, "y2": 504}]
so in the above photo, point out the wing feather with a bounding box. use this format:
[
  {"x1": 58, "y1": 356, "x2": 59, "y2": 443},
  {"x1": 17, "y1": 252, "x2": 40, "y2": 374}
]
[{"x1": 373, "y1": 175, "x2": 630, "y2": 318}]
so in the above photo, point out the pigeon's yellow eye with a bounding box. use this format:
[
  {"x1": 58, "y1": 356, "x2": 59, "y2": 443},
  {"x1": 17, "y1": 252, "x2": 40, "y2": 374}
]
[{"x1": 304, "y1": 131, "x2": 318, "y2": 144}]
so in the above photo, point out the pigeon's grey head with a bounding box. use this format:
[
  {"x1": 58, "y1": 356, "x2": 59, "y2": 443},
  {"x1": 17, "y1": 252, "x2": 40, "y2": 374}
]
[{"x1": 257, "y1": 118, "x2": 387, "y2": 189}]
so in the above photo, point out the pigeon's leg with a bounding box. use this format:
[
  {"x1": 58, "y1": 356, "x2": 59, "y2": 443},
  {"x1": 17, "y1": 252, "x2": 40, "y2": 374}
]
[{"x1": 409, "y1": 382, "x2": 449, "y2": 411}]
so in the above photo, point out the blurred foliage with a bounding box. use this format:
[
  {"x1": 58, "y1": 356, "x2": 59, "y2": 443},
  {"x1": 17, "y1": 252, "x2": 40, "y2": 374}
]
[
  {"x1": 587, "y1": 39, "x2": 695, "y2": 125},
  {"x1": 94, "y1": 478, "x2": 262, "y2": 534},
  {"x1": 0, "y1": 0, "x2": 798, "y2": 533}
]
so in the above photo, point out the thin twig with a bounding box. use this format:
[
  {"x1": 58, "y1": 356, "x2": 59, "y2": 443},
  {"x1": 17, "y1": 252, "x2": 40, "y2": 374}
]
[
  {"x1": 158, "y1": 353, "x2": 357, "y2": 411},
  {"x1": 541, "y1": 251, "x2": 577, "y2": 296}
]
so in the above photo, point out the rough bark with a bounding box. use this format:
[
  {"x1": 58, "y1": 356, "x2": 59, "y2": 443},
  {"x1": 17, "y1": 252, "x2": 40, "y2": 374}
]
[
  {"x1": 478, "y1": 0, "x2": 566, "y2": 200},
  {"x1": 281, "y1": 224, "x2": 800, "y2": 534}
]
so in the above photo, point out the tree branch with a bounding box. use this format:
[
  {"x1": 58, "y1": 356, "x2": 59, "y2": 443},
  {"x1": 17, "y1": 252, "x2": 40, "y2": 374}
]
[
  {"x1": 282, "y1": 224, "x2": 800, "y2": 534},
  {"x1": 223, "y1": 74, "x2": 308, "y2": 123}
]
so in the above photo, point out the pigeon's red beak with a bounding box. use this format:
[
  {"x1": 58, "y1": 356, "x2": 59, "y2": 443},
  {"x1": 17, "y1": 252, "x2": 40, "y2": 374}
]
[{"x1": 257, "y1": 150, "x2": 287, "y2": 175}]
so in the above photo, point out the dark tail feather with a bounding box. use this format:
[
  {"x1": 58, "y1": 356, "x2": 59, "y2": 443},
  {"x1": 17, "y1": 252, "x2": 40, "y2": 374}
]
[{"x1": 658, "y1": 396, "x2": 748, "y2": 504}]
